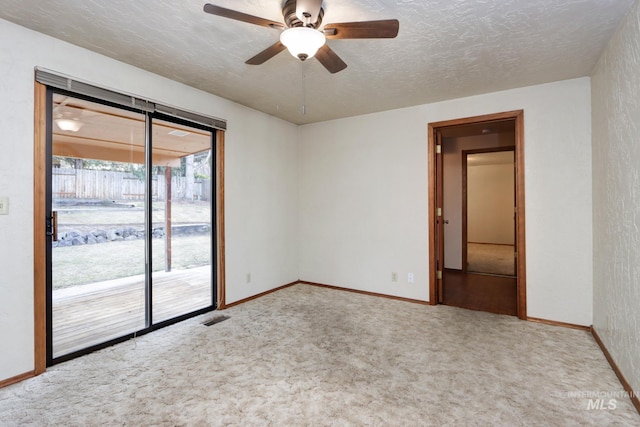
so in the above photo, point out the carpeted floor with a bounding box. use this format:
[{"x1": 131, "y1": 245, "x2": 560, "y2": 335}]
[{"x1": 1, "y1": 284, "x2": 638, "y2": 426}]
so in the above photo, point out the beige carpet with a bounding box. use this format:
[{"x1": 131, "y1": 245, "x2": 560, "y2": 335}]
[
  {"x1": 467, "y1": 243, "x2": 516, "y2": 276},
  {"x1": 1, "y1": 284, "x2": 638, "y2": 426}
]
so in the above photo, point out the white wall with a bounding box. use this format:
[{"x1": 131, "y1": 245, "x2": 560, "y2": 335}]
[
  {"x1": 0, "y1": 18, "x2": 299, "y2": 382},
  {"x1": 299, "y1": 77, "x2": 593, "y2": 325},
  {"x1": 468, "y1": 163, "x2": 515, "y2": 245},
  {"x1": 591, "y1": 0, "x2": 640, "y2": 398}
]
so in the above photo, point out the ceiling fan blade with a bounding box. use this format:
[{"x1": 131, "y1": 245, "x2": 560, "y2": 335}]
[
  {"x1": 296, "y1": 0, "x2": 323, "y2": 26},
  {"x1": 324, "y1": 19, "x2": 399, "y2": 39},
  {"x1": 245, "y1": 41, "x2": 287, "y2": 65},
  {"x1": 203, "y1": 3, "x2": 285, "y2": 30},
  {"x1": 315, "y1": 44, "x2": 347, "y2": 74}
]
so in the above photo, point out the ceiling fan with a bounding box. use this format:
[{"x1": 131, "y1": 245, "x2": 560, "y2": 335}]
[
  {"x1": 203, "y1": 0, "x2": 399, "y2": 73},
  {"x1": 53, "y1": 99, "x2": 92, "y2": 132}
]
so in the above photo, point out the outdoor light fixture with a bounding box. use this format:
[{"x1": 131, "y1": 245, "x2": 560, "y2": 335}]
[
  {"x1": 55, "y1": 118, "x2": 84, "y2": 132},
  {"x1": 280, "y1": 27, "x2": 326, "y2": 61}
]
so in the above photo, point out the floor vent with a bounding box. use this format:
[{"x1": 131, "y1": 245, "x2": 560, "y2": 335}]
[{"x1": 202, "y1": 315, "x2": 230, "y2": 326}]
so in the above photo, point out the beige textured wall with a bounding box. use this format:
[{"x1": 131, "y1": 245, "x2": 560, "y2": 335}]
[
  {"x1": 467, "y1": 163, "x2": 515, "y2": 245},
  {"x1": 299, "y1": 77, "x2": 593, "y2": 326},
  {"x1": 591, "y1": 0, "x2": 640, "y2": 397}
]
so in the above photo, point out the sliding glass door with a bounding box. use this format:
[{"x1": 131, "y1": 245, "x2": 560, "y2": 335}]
[
  {"x1": 47, "y1": 91, "x2": 215, "y2": 363},
  {"x1": 151, "y1": 118, "x2": 213, "y2": 323}
]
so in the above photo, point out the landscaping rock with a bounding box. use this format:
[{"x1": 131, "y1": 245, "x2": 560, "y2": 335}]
[
  {"x1": 71, "y1": 237, "x2": 86, "y2": 245},
  {"x1": 53, "y1": 223, "x2": 211, "y2": 247},
  {"x1": 92, "y1": 229, "x2": 108, "y2": 238}
]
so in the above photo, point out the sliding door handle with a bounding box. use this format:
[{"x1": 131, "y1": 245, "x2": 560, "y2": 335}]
[{"x1": 46, "y1": 211, "x2": 58, "y2": 242}]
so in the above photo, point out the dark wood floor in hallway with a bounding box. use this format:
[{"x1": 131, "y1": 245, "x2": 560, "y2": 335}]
[{"x1": 442, "y1": 269, "x2": 517, "y2": 316}]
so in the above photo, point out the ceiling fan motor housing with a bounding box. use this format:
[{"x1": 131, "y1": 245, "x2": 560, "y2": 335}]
[{"x1": 283, "y1": 0, "x2": 324, "y2": 28}]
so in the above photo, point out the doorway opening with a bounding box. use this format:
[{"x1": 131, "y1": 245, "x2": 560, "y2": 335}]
[
  {"x1": 428, "y1": 111, "x2": 526, "y2": 318},
  {"x1": 463, "y1": 147, "x2": 516, "y2": 277}
]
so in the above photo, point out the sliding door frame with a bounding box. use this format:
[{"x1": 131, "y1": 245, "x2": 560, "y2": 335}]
[
  {"x1": 34, "y1": 83, "x2": 47, "y2": 375},
  {"x1": 34, "y1": 81, "x2": 226, "y2": 369}
]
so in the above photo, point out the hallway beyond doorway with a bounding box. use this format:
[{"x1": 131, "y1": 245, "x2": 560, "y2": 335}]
[{"x1": 442, "y1": 269, "x2": 517, "y2": 316}]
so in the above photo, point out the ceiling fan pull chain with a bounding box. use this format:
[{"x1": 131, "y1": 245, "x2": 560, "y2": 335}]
[{"x1": 301, "y1": 61, "x2": 307, "y2": 115}]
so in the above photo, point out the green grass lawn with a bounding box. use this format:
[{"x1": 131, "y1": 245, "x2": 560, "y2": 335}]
[
  {"x1": 52, "y1": 234, "x2": 211, "y2": 289},
  {"x1": 53, "y1": 200, "x2": 211, "y2": 226},
  {"x1": 51, "y1": 200, "x2": 213, "y2": 289}
]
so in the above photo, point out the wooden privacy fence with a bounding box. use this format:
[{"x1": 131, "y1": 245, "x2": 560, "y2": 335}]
[{"x1": 52, "y1": 168, "x2": 211, "y2": 201}]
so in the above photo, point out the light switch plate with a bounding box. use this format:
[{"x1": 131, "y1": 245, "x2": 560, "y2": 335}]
[{"x1": 0, "y1": 197, "x2": 8, "y2": 215}]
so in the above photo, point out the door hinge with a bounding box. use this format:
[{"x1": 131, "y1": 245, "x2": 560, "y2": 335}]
[
  {"x1": 514, "y1": 251, "x2": 518, "y2": 259},
  {"x1": 436, "y1": 270, "x2": 442, "y2": 280},
  {"x1": 436, "y1": 144, "x2": 441, "y2": 154},
  {"x1": 437, "y1": 207, "x2": 442, "y2": 217}
]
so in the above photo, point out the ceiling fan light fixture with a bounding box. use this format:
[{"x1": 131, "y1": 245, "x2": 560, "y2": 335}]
[
  {"x1": 280, "y1": 27, "x2": 326, "y2": 61},
  {"x1": 55, "y1": 118, "x2": 84, "y2": 132}
]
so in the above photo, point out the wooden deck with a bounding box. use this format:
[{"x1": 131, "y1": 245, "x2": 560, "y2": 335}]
[{"x1": 52, "y1": 266, "x2": 212, "y2": 358}]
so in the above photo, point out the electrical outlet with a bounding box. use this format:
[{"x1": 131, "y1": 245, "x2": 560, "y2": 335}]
[
  {"x1": 246, "y1": 273, "x2": 251, "y2": 283},
  {"x1": 0, "y1": 197, "x2": 8, "y2": 215},
  {"x1": 408, "y1": 273, "x2": 414, "y2": 284},
  {"x1": 391, "y1": 272, "x2": 398, "y2": 282}
]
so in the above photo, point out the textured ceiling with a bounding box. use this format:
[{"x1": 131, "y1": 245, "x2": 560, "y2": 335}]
[{"x1": 0, "y1": 0, "x2": 635, "y2": 124}]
